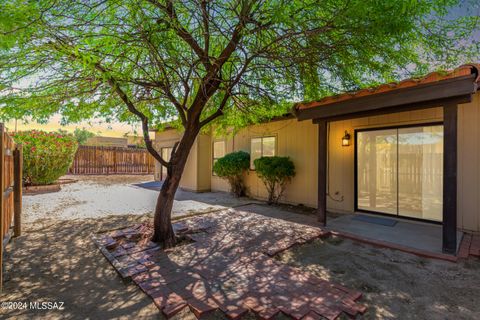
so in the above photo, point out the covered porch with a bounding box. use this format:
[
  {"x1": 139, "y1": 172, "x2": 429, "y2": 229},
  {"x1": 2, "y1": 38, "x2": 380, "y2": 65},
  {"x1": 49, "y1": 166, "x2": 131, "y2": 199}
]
[
  {"x1": 294, "y1": 64, "x2": 480, "y2": 254},
  {"x1": 327, "y1": 212, "x2": 463, "y2": 256}
]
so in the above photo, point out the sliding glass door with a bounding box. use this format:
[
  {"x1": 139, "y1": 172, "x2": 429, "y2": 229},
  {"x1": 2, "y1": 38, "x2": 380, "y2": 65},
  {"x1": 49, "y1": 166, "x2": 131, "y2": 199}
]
[{"x1": 356, "y1": 124, "x2": 443, "y2": 222}]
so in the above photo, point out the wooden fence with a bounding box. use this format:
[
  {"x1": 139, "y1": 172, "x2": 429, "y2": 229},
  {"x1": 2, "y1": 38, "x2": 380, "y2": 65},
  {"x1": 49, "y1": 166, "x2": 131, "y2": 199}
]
[
  {"x1": 69, "y1": 145, "x2": 155, "y2": 175},
  {"x1": 0, "y1": 124, "x2": 22, "y2": 291}
]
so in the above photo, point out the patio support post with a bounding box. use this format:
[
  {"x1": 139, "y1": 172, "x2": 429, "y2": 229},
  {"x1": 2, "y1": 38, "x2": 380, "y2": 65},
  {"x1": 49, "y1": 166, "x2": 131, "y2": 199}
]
[
  {"x1": 318, "y1": 119, "x2": 327, "y2": 226},
  {"x1": 443, "y1": 103, "x2": 458, "y2": 254}
]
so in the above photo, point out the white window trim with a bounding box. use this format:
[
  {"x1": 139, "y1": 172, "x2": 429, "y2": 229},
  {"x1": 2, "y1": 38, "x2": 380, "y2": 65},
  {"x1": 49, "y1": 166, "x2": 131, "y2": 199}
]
[{"x1": 250, "y1": 136, "x2": 277, "y2": 170}]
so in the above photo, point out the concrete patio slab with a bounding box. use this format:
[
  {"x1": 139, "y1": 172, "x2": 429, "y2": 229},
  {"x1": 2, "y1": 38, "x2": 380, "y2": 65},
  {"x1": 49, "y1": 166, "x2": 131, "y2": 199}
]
[{"x1": 326, "y1": 213, "x2": 463, "y2": 255}]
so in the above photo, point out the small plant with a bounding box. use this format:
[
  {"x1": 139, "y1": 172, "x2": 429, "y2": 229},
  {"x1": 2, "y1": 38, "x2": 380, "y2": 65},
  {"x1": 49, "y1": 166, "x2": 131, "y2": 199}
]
[
  {"x1": 73, "y1": 128, "x2": 96, "y2": 145},
  {"x1": 12, "y1": 130, "x2": 78, "y2": 185},
  {"x1": 213, "y1": 151, "x2": 250, "y2": 197},
  {"x1": 254, "y1": 156, "x2": 295, "y2": 204}
]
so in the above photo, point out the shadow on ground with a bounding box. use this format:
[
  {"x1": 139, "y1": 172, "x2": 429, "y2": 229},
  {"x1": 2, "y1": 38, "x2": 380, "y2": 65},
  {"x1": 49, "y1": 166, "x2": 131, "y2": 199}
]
[{"x1": 4, "y1": 178, "x2": 480, "y2": 319}]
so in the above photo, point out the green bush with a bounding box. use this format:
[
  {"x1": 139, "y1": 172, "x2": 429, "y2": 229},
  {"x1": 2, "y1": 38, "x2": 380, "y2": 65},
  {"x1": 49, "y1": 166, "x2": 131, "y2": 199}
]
[
  {"x1": 254, "y1": 156, "x2": 295, "y2": 204},
  {"x1": 12, "y1": 130, "x2": 78, "y2": 185},
  {"x1": 213, "y1": 151, "x2": 250, "y2": 197}
]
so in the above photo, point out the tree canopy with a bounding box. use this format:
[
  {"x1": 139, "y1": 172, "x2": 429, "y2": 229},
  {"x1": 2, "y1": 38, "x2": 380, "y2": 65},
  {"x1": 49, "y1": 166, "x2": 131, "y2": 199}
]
[
  {"x1": 0, "y1": 0, "x2": 479, "y2": 157},
  {"x1": 1, "y1": 0, "x2": 478, "y2": 246}
]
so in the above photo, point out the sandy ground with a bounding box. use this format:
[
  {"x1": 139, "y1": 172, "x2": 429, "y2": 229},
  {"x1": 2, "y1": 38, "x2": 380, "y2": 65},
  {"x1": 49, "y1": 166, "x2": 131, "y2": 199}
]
[
  {"x1": 278, "y1": 238, "x2": 480, "y2": 319},
  {"x1": 22, "y1": 175, "x2": 253, "y2": 223},
  {"x1": 2, "y1": 176, "x2": 479, "y2": 319}
]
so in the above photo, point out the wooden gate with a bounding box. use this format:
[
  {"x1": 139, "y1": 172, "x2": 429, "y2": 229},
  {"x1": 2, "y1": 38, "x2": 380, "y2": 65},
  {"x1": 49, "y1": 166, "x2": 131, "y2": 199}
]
[
  {"x1": 69, "y1": 145, "x2": 155, "y2": 175},
  {"x1": 0, "y1": 124, "x2": 23, "y2": 291}
]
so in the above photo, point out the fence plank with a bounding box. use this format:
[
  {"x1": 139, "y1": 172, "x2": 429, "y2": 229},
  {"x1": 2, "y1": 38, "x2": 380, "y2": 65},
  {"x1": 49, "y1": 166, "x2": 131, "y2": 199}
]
[
  {"x1": 14, "y1": 144, "x2": 22, "y2": 237},
  {"x1": 0, "y1": 123, "x2": 4, "y2": 291},
  {"x1": 0, "y1": 124, "x2": 22, "y2": 292},
  {"x1": 69, "y1": 145, "x2": 155, "y2": 175}
]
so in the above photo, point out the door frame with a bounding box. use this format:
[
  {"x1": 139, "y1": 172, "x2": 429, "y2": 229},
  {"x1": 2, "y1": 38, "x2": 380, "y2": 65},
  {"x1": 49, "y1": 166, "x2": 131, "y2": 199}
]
[{"x1": 353, "y1": 121, "x2": 444, "y2": 224}]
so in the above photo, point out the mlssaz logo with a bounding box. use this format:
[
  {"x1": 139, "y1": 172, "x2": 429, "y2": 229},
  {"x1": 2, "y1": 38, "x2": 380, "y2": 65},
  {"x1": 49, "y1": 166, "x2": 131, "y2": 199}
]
[{"x1": 29, "y1": 301, "x2": 65, "y2": 310}]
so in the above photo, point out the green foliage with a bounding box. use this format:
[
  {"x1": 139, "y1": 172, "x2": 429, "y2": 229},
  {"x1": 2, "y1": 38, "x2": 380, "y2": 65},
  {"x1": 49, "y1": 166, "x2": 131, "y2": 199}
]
[
  {"x1": 73, "y1": 128, "x2": 96, "y2": 145},
  {"x1": 12, "y1": 130, "x2": 78, "y2": 185},
  {"x1": 254, "y1": 156, "x2": 296, "y2": 204},
  {"x1": 213, "y1": 151, "x2": 250, "y2": 197},
  {"x1": 0, "y1": 0, "x2": 478, "y2": 131}
]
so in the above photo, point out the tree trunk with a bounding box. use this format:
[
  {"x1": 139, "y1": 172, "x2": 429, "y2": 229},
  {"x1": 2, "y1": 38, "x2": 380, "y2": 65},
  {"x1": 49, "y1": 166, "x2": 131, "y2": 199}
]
[{"x1": 151, "y1": 126, "x2": 199, "y2": 248}]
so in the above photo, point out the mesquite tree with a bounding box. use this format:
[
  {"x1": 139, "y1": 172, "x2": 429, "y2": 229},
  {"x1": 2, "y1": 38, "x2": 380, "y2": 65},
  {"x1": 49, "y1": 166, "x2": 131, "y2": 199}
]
[{"x1": 1, "y1": 1, "x2": 478, "y2": 247}]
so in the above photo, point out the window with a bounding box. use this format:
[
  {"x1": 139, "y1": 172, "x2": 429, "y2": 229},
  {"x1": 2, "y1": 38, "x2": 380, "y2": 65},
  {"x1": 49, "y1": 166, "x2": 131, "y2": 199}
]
[
  {"x1": 250, "y1": 136, "x2": 276, "y2": 169},
  {"x1": 212, "y1": 140, "x2": 226, "y2": 175},
  {"x1": 161, "y1": 147, "x2": 173, "y2": 179}
]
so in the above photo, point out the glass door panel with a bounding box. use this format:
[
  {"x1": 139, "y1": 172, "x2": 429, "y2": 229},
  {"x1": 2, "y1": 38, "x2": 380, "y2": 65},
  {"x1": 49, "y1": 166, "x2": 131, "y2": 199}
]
[
  {"x1": 357, "y1": 129, "x2": 398, "y2": 215},
  {"x1": 397, "y1": 126, "x2": 443, "y2": 221}
]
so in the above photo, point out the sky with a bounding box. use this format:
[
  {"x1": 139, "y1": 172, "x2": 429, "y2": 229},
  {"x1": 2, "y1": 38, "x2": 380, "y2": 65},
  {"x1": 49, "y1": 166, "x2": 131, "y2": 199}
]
[{"x1": 6, "y1": 115, "x2": 143, "y2": 137}]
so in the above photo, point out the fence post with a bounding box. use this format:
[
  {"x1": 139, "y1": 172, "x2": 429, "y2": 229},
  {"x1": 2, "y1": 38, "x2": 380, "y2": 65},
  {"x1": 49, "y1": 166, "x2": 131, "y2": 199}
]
[
  {"x1": 13, "y1": 144, "x2": 22, "y2": 237},
  {"x1": 0, "y1": 123, "x2": 4, "y2": 291}
]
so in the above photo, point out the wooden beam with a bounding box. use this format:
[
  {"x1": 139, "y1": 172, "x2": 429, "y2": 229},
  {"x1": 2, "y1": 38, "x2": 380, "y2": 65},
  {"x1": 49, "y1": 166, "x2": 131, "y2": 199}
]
[
  {"x1": 297, "y1": 75, "x2": 476, "y2": 121},
  {"x1": 312, "y1": 95, "x2": 472, "y2": 123},
  {"x1": 13, "y1": 144, "x2": 22, "y2": 238},
  {"x1": 318, "y1": 120, "x2": 327, "y2": 226},
  {"x1": 443, "y1": 103, "x2": 458, "y2": 254}
]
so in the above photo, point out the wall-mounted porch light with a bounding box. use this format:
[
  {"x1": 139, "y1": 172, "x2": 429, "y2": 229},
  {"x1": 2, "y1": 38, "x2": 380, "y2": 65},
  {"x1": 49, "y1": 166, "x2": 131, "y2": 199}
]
[{"x1": 342, "y1": 130, "x2": 351, "y2": 147}]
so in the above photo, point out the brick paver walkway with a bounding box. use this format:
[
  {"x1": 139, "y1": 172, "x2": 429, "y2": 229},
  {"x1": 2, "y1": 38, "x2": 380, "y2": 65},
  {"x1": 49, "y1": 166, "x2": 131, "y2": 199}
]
[
  {"x1": 94, "y1": 209, "x2": 366, "y2": 319},
  {"x1": 458, "y1": 233, "x2": 480, "y2": 259}
]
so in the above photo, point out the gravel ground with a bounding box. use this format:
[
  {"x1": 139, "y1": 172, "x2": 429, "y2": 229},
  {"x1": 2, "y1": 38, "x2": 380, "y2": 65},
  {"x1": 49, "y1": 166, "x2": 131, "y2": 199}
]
[{"x1": 22, "y1": 175, "x2": 253, "y2": 223}]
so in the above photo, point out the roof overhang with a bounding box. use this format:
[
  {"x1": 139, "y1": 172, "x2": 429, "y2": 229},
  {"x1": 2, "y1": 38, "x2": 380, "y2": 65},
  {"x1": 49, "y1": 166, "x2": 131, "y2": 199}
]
[{"x1": 294, "y1": 73, "x2": 478, "y2": 122}]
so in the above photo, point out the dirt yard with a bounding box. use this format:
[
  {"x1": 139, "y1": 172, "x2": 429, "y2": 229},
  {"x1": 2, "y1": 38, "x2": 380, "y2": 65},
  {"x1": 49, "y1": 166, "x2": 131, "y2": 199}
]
[
  {"x1": 1, "y1": 176, "x2": 479, "y2": 319},
  {"x1": 22, "y1": 175, "x2": 244, "y2": 223},
  {"x1": 278, "y1": 238, "x2": 480, "y2": 320}
]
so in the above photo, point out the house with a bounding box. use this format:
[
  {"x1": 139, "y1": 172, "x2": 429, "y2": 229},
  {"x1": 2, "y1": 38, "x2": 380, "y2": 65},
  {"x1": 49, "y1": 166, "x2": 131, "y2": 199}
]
[{"x1": 154, "y1": 64, "x2": 480, "y2": 254}]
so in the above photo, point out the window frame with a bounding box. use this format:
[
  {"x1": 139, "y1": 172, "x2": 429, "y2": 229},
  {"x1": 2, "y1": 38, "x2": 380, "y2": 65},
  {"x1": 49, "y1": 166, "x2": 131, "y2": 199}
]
[
  {"x1": 212, "y1": 140, "x2": 226, "y2": 176},
  {"x1": 250, "y1": 135, "x2": 277, "y2": 170}
]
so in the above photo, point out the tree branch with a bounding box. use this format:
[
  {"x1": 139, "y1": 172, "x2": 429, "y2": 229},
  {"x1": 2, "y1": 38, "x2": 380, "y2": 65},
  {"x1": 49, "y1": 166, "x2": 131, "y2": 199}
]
[
  {"x1": 92, "y1": 63, "x2": 168, "y2": 166},
  {"x1": 199, "y1": 91, "x2": 230, "y2": 127},
  {"x1": 148, "y1": 0, "x2": 212, "y2": 70}
]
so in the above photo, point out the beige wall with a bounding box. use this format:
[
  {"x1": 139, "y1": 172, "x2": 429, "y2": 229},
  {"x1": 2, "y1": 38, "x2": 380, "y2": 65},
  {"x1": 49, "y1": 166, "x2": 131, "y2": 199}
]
[
  {"x1": 326, "y1": 107, "x2": 444, "y2": 214},
  {"x1": 154, "y1": 92, "x2": 480, "y2": 232},
  {"x1": 196, "y1": 134, "x2": 212, "y2": 192},
  {"x1": 211, "y1": 119, "x2": 319, "y2": 207},
  {"x1": 458, "y1": 92, "x2": 480, "y2": 232},
  {"x1": 154, "y1": 129, "x2": 211, "y2": 192}
]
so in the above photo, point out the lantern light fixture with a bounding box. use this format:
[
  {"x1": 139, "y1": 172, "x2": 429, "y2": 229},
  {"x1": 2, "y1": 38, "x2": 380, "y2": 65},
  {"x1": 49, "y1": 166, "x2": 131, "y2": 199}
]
[{"x1": 342, "y1": 130, "x2": 351, "y2": 147}]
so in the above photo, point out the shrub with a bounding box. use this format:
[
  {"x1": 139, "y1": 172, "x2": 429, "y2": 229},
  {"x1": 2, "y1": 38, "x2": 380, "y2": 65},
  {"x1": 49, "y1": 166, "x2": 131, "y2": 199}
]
[
  {"x1": 73, "y1": 128, "x2": 96, "y2": 145},
  {"x1": 254, "y1": 156, "x2": 295, "y2": 204},
  {"x1": 213, "y1": 151, "x2": 250, "y2": 197},
  {"x1": 11, "y1": 130, "x2": 78, "y2": 185}
]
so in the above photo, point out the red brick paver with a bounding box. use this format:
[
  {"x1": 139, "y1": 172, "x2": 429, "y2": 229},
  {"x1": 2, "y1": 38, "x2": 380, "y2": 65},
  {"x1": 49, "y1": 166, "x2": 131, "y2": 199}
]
[
  {"x1": 458, "y1": 233, "x2": 480, "y2": 259},
  {"x1": 94, "y1": 210, "x2": 365, "y2": 319}
]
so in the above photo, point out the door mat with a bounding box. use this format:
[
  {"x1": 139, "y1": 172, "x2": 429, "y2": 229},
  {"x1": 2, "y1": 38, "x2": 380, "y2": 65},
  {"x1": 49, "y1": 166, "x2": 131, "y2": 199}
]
[{"x1": 352, "y1": 214, "x2": 398, "y2": 227}]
